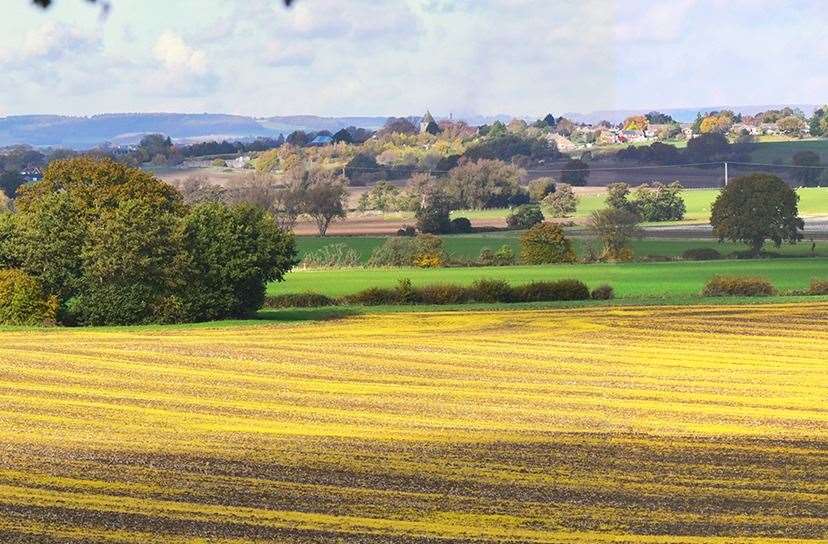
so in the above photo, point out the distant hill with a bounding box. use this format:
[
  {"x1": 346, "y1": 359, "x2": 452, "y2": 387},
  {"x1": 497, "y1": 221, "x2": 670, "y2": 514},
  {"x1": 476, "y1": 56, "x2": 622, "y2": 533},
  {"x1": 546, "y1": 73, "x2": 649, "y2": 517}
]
[
  {"x1": 0, "y1": 106, "x2": 819, "y2": 149},
  {"x1": 0, "y1": 113, "x2": 392, "y2": 149}
]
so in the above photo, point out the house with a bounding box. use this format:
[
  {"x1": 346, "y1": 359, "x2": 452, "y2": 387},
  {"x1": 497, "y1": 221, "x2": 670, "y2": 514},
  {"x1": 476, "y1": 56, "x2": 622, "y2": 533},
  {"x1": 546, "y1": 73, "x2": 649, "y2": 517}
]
[
  {"x1": 758, "y1": 123, "x2": 779, "y2": 135},
  {"x1": 546, "y1": 133, "x2": 578, "y2": 152},
  {"x1": 309, "y1": 134, "x2": 334, "y2": 146},
  {"x1": 619, "y1": 130, "x2": 646, "y2": 143},
  {"x1": 19, "y1": 167, "x2": 43, "y2": 182},
  {"x1": 420, "y1": 111, "x2": 440, "y2": 135},
  {"x1": 731, "y1": 123, "x2": 759, "y2": 136}
]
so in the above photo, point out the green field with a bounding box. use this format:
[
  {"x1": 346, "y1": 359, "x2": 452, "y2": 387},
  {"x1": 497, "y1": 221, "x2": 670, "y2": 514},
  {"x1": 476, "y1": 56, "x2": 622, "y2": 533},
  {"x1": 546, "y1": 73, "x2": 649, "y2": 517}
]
[
  {"x1": 749, "y1": 138, "x2": 828, "y2": 164},
  {"x1": 445, "y1": 187, "x2": 828, "y2": 223},
  {"x1": 297, "y1": 234, "x2": 828, "y2": 263},
  {"x1": 271, "y1": 257, "x2": 828, "y2": 298}
]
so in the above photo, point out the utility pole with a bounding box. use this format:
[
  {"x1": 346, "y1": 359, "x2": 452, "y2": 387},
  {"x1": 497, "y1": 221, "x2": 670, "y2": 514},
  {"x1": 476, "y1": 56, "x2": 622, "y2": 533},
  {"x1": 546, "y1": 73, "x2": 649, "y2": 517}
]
[{"x1": 723, "y1": 161, "x2": 728, "y2": 187}]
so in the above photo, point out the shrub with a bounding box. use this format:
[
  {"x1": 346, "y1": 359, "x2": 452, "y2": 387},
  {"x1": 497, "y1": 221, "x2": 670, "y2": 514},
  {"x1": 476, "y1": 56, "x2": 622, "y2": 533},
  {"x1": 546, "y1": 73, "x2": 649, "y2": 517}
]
[
  {"x1": 590, "y1": 284, "x2": 614, "y2": 300},
  {"x1": 0, "y1": 269, "x2": 58, "y2": 326},
  {"x1": 450, "y1": 217, "x2": 473, "y2": 234},
  {"x1": 681, "y1": 247, "x2": 722, "y2": 261},
  {"x1": 512, "y1": 279, "x2": 590, "y2": 302},
  {"x1": 702, "y1": 276, "x2": 776, "y2": 297},
  {"x1": 396, "y1": 225, "x2": 416, "y2": 237},
  {"x1": 413, "y1": 253, "x2": 444, "y2": 268},
  {"x1": 478, "y1": 246, "x2": 515, "y2": 266},
  {"x1": 413, "y1": 235, "x2": 446, "y2": 268},
  {"x1": 368, "y1": 238, "x2": 417, "y2": 267},
  {"x1": 478, "y1": 247, "x2": 495, "y2": 266},
  {"x1": 342, "y1": 286, "x2": 399, "y2": 306},
  {"x1": 471, "y1": 278, "x2": 513, "y2": 303},
  {"x1": 528, "y1": 177, "x2": 556, "y2": 202},
  {"x1": 494, "y1": 244, "x2": 516, "y2": 266},
  {"x1": 809, "y1": 279, "x2": 828, "y2": 295},
  {"x1": 395, "y1": 278, "x2": 418, "y2": 304},
  {"x1": 415, "y1": 284, "x2": 471, "y2": 305},
  {"x1": 264, "y1": 293, "x2": 338, "y2": 308},
  {"x1": 301, "y1": 243, "x2": 361, "y2": 268},
  {"x1": 520, "y1": 222, "x2": 576, "y2": 264},
  {"x1": 506, "y1": 205, "x2": 544, "y2": 230}
]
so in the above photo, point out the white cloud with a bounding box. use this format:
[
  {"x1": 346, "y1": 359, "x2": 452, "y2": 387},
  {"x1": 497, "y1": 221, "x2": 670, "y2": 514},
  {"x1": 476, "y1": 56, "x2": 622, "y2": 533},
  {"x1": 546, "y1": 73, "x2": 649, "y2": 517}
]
[
  {"x1": 153, "y1": 31, "x2": 207, "y2": 75},
  {"x1": 0, "y1": 21, "x2": 99, "y2": 64}
]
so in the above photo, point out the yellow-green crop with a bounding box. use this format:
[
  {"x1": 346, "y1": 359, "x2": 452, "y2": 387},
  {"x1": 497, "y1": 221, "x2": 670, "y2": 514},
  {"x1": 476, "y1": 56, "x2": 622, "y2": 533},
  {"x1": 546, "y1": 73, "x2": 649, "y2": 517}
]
[{"x1": 0, "y1": 303, "x2": 825, "y2": 542}]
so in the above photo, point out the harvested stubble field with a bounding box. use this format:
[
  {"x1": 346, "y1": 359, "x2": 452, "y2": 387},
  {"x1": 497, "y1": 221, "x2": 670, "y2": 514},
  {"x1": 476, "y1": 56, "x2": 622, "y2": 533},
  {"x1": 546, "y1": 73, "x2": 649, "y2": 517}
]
[{"x1": 0, "y1": 303, "x2": 826, "y2": 543}]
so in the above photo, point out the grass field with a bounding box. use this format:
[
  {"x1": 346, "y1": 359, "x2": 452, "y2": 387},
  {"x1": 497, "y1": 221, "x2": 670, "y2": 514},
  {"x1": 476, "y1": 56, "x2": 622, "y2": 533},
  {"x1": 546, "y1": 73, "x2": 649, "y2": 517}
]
[
  {"x1": 445, "y1": 187, "x2": 828, "y2": 223},
  {"x1": 297, "y1": 234, "x2": 828, "y2": 263},
  {"x1": 274, "y1": 257, "x2": 828, "y2": 297},
  {"x1": 749, "y1": 138, "x2": 828, "y2": 164},
  {"x1": 0, "y1": 302, "x2": 825, "y2": 542}
]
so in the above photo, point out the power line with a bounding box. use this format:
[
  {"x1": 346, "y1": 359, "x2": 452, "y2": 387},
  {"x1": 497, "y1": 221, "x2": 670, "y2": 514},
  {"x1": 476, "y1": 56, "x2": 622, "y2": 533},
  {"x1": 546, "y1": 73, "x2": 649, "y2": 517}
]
[{"x1": 341, "y1": 160, "x2": 825, "y2": 175}]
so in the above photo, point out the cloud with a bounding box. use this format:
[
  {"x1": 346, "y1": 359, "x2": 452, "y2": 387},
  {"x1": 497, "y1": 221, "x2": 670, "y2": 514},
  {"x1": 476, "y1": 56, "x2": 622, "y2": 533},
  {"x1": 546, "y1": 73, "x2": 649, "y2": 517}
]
[
  {"x1": 153, "y1": 31, "x2": 207, "y2": 76},
  {"x1": 0, "y1": 21, "x2": 100, "y2": 64},
  {"x1": 143, "y1": 31, "x2": 216, "y2": 96}
]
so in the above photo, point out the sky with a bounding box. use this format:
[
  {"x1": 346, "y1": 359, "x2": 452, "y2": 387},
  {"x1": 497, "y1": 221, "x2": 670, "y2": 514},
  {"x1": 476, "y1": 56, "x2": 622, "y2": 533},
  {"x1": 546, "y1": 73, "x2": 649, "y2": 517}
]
[{"x1": 0, "y1": 0, "x2": 826, "y2": 118}]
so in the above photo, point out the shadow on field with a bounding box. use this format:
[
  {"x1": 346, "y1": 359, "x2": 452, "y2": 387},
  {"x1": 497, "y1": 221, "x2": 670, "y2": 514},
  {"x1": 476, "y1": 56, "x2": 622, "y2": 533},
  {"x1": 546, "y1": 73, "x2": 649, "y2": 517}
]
[{"x1": 255, "y1": 307, "x2": 360, "y2": 322}]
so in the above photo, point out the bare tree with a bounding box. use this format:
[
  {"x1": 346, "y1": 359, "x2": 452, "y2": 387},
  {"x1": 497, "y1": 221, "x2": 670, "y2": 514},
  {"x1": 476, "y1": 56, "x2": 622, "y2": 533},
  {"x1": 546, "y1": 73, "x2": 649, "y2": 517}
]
[
  {"x1": 302, "y1": 168, "x2": 348, "y2": 236},
  {"x1": 226, "y1": 172, "x2": 281, "y2": 211},
  {"x1": 172, "y1": 175, "x2": 227, "y2": 205}
]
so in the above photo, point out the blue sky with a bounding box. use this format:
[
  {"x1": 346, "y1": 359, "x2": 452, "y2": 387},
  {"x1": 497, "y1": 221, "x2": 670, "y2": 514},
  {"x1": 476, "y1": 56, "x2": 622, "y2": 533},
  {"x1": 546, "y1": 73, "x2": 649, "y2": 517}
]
[{"x1": 0, "y1": 0, "x2": 825, "y2": 117}]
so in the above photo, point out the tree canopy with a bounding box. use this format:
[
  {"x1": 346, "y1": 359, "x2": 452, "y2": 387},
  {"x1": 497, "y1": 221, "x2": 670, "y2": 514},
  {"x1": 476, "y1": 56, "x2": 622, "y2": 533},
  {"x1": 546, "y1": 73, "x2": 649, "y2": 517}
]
[{"x1": 710, "y1": 173, "x2": 804, "y2": 255}]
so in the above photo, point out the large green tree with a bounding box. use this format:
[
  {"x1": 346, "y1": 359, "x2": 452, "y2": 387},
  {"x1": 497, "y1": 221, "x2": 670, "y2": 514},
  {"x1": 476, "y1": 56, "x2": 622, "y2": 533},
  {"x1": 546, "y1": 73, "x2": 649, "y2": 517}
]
[
  {"x1": 3, "y1": 157, "x2": 297, "y2": 325},
  {"x1": 710, "y1": 174, "x2": 804, "y2": 256},
  {"x1": 178, "y1": 203, "x2": 297, "y2": 321},
  {"x1": 445, "y1": 159, "x2": 524, "y2": 209}
]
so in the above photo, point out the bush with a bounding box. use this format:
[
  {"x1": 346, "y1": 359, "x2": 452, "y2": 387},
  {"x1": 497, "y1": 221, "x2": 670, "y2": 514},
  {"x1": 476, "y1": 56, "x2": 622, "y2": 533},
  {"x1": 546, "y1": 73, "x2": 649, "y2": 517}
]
[
  {"x1": 470, "y1": 278, "x2": 513, "y2": 303},
  {"x1": 681, "y1": 247, "x2": 722, "y2": 261},
  {"x1": 396, "y1": 225, "x2": 416, "y2": 237},
  {"x1": 415, "y1": 284, "x2": 471, "y2": 305},
  {"x1": 702, "y1": 276, "x2": 776, "y2": 297},
  {"x1": 368, "y1": 238, "x2": 417, "y2": 267},
  {"x1": 336, "y1": 278, "x2": 609, "y2": 307},
  {"x1": 496, "y1": 245, "x2": 516, "y2": 265},
  {"x1": 0, "y1": 269, "x2": 58, "y2": 326},
  {"x1": 342, "y1": 286, "x2": 399, "y2": 306},
  {"x1": 809, "y1": 279, "x2": 828, "y2": 295},
  {"x1": 590, "y1": 284, "x2": 614, "y2": 300},
  {"x1": 506, "y1": 205, "x2": 544, "y2": 230},
  {"x1": 520, "y1": 222, "x2": 576, "y2": 264},
  {"x1": 395, "y1": 278, "x2": 418, "y2": 304},
  {"x1": 301, "y1": 243, "x2": 361, "y2": 268},
  {"x1": 413, "y1": 253, "x2": 444, "y2": 268},
  {"x1": 478, "y1": 246, "x2": 516, "y2": 266},
  {"x1": 512, "y1": 279, "x2": 590, "y2": 302},
  {"x1": 264, "y1": 293, "x2": 338, "y2": 308},
  {"x1": 528, "y1": 177, "x2": 556, "y2": 202},
  {"x1": 450, "y1": 217, "x2": 473, "y2": 234}
]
